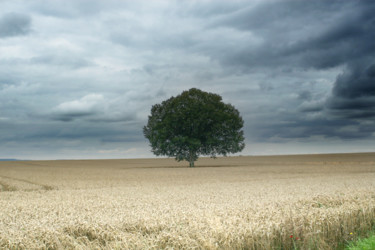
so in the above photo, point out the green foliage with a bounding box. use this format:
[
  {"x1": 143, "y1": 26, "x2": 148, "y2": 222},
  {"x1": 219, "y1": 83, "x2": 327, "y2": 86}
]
[
  {"x1": 347, "y1": 234, "x2": 375, "y2": 250},
  {"x1": 143, "y1": 88, "x2": 245, "y2": 167}
]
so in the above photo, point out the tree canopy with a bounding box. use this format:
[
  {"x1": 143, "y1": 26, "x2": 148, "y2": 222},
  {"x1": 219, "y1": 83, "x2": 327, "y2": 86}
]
[{"x1": 143, "y1": 88, "x2": 245, "y2": 167}]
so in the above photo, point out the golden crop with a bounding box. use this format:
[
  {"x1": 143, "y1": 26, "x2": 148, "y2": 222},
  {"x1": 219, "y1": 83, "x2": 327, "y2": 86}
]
[{"x1": 0, "y1": 153, "x2": 374, "y2": 249}]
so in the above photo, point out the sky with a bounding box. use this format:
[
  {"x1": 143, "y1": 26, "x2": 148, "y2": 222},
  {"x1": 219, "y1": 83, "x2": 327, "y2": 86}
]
[{"x1": 0, "y1": 0, "x2": 374, "y2": 160}]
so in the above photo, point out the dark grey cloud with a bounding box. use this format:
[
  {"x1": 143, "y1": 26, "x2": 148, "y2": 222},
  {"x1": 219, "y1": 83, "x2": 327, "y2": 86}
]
[
  {"x1": 333, "y1": 63, "x2": 375, "y2": 100},
  {"x1": 209, "y1": 1, "x2": 374, "y2": 71},
  {"x1": 51, "y1": 111, "x2": 95, "y2": 122},
  {"x1": 206, "y1": 0, "x2": 375, "y2": 143},
  {"x1": 0, "y1": 13, "x2": 31, "y2": 38},
  {"x1": 321, "y1": 1, "x2": 375, "y2": 120},
  {"x1": 0, "y1": 115, "x2": 145, "y2": 159},
  {"x1": 334, "y1": 63, "x2": 375, "y2": 99},
  {"x1": 327, "y1": 61, "x2": 375, "y2": 118},
  {"x1": 253, "y1": 116, "x2": 368, "y2": 141},
  {"x1": 26, "y1": 123, "x2": 139, "y2": 141}
]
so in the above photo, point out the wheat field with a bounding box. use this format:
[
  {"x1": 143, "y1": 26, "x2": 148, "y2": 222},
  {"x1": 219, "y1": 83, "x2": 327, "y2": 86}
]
[{"x1": 0, "y1": 153, "x2": 374, "y2": 249}]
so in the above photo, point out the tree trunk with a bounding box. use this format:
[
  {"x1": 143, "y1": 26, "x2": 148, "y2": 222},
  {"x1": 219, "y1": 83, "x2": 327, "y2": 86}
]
[
  {"x1": 189, "y1": 160, "x2": 195, "y2": 168},
  {"x1": 189, "y1": 150, "x2": 195, "y2": 167}
]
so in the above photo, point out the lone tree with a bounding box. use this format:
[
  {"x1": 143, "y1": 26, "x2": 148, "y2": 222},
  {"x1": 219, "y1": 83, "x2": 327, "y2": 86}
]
[{"x1": 143, "y1": 88, "x2": 245, "y2": 167}]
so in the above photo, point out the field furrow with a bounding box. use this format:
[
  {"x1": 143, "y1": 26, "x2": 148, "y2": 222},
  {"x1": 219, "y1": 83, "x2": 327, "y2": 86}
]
[{"x1": 0, "y1": 175, "x2": 54, "y2": 192}]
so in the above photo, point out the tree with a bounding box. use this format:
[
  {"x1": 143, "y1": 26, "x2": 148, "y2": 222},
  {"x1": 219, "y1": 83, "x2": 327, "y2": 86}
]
[{"x1": 143, "y1": 88, "x2": 245, "y2": 167}]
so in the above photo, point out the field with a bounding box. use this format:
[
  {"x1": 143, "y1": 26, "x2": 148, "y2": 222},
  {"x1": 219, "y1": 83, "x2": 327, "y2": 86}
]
[{"x1": 0, "y1": 153, "x2": 375, "y2": 249}]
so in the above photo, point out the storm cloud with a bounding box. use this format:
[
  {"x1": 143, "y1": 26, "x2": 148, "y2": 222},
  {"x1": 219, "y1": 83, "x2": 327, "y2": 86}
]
[
  {"x1": 0, "y1": 0, "x2": 374, "y2": 159},
  {"x1": 328, "y1": 61, "x2": 375, "y2": 119},
  {"x1": 207, "y1": 0, "x2": 375, "y2": 144}
]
